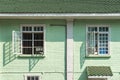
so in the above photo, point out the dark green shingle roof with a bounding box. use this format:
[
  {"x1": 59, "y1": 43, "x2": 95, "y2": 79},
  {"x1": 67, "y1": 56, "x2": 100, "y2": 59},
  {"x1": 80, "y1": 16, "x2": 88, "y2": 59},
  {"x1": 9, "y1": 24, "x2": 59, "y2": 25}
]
[
  {"x1": 87, "y1": 66, "x2": 113, "y2": 76},
  {"x1": 0, "y1": 0, "x2": 120, "y2": 13}
]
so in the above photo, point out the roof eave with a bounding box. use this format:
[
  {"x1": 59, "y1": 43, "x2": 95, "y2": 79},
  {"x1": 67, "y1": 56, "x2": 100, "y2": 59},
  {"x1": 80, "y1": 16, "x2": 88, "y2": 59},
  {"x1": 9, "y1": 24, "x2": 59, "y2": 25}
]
[{"x1": 0, "y1": 13, "x2": 120, "y2": 19}]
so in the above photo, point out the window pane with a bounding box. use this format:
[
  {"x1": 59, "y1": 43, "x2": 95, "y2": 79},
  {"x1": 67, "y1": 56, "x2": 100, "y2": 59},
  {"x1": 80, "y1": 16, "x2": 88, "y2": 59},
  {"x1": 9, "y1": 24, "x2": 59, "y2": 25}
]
[
  {"x1": 95, "y1": 33, "x2": 98, "y2": 52},
  {"x1": 88, "y1": 27, "x2": 97, "y2": 32},
  {"x1": 35, "y1": 76, "x2": 39, "y2": 80},
  {"x1": 99, "y1": 27, "x2": 108, "y2": 32},
  {"x1": 99, "y1": 33, "x2": 108, "y2": 54},
  {"x1": 23, "y1": 48, "x2": 32, "y2": 54},
  {"x1": 22, "y1": 26, "x2": 32, "y2": 31},
  {"x1": 31, "y1": 76, "x2": 34, "y2": 80},
  {"x1": 23, "y1": 41, "x2": 32, "y2": 47},
  {"x1": 88, "y1": 33, "x2": 94, "y2": 47},
  {"x1": 87, "y1": 32, "x2": 95, "y2": 54},
  {"x1": 34, "y1": 47, "x2": 43, "y2": 54},
  {"x1": 27, "y1": 76, "x2": 31, "y2": 80},
  {"x1": 34, "y1": 41, "x2": 43, "y2": 46},
  {"x1": 34, "y1": 33, "x2": 43, "y2": 40},
  {"x1": 34, "y1": 26, "x2": 43, "y2": 31},
  {"x1": 23, "y1": 33, "x2": 32, "y2": 40}
]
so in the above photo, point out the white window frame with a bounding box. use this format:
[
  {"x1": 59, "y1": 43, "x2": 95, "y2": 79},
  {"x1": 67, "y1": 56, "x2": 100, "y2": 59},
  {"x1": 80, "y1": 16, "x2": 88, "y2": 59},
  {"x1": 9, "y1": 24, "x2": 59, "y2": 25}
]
[
  {"x1": 20, "y1": 24, "x2": 45, "y2": 55},
  {"x1": 88, "y1": 76, "x2": 111, "y2": 80},
  {"x1": 12, "y1": 30, "x2": 22, "y2": 54},
  {"x1": 86, "y1": 25, "x2": 110, "y2": 56},
  {"x1": 24, "y1": 74, "x2": 41, "y2": 80}
]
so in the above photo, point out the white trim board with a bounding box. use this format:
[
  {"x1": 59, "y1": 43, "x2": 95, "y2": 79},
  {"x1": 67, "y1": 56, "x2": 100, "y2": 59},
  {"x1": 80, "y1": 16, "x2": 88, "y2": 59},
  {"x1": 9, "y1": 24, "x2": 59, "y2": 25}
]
[
  {"x1": 66, "y1": 20, "x2": 74, "y2": 80},
  {"x1": 1, "y1": 13, "x2": 120, "y2": 19},
  {"x1": 88, "y1": 76, "x2": 111, "y2": 78}
]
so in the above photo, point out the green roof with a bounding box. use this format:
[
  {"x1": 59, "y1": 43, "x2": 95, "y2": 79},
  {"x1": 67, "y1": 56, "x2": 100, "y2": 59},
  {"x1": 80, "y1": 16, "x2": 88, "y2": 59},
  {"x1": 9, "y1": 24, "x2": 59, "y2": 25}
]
[
  {"x1": 87, "y1": 66, "x2": 113, "y2": 76},
  {"x1": 0, "y1": 0, "x2": 120, "y2": 13}
]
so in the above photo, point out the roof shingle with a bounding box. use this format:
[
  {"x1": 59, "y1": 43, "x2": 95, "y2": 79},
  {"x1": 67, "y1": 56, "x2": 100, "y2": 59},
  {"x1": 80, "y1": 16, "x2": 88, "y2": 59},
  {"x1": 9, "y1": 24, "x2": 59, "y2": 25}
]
[
  {"x1": 0, "y1": 0, "x2": 120, "y2": 13},
  {"x1": 87, "y1": 66, "x2": 113, "y2": 76}
]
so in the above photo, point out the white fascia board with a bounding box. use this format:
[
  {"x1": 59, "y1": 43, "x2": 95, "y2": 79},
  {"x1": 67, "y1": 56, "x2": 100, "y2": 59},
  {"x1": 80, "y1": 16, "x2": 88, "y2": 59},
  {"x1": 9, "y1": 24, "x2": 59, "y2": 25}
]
[{"x1": 0, "y1": 13, "x2": 120, "y2": 19}]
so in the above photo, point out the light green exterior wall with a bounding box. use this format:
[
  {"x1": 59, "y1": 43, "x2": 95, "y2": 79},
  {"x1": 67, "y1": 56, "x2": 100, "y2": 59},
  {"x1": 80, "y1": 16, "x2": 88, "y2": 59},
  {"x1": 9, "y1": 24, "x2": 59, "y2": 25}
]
[
  {"x1": 0, "y1": 19, "x2": 66, "y2": 80},
  {"x1": 0, "y1": 19, "x2": 120, "y2": 80},
  {"x1": 73, "y1": 20, "x2": 120, "y2": 80}
]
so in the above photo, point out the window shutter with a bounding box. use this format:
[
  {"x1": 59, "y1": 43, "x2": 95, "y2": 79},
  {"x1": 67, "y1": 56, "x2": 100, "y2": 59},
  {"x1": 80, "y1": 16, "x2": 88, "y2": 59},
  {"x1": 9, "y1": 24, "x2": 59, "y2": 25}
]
[
  {"x1": 12, "y1": 31, "x2": 22, "y2": 54},
  {"x1": 87, "y1": 32, "x2": 94, "y2": 54}
]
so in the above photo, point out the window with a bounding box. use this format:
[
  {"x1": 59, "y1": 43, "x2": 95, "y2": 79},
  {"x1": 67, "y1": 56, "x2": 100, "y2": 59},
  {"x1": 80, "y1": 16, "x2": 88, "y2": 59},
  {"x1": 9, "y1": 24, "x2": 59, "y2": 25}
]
[
  {"x1": 86, "y1": 25, "x2": 109, "y2": 56},
  {"x1": 26, "y1": 76, "x2": 40, "y2": 80},
  {"x1": 13, "y1": 24, "x2": 45, "y2": 55}
]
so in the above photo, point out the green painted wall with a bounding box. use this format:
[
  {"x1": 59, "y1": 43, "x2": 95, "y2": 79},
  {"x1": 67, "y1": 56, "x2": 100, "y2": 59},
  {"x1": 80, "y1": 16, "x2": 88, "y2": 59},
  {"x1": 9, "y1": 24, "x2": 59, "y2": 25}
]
[
  {"x1": 0, "y1": 19, "x2": 66, "y2": 80},
  {"x1": 73, "y1": 20, "x2": 120, "y2": 80},
  {"x1": 1, "y1": 19, "x2": 120, "y2": 80}
]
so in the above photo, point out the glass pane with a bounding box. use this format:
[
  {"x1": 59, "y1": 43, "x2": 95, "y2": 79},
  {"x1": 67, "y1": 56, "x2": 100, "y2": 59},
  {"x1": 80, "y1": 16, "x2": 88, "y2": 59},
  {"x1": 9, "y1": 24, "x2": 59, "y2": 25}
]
[
  {"x1": 23, "y1": 33, "x2": 32, "y2": 40},
  {"x1": 88, "y1": 33, "x2": 94, "y2": 47},
  {"x1": 88, "y1": 27, "x2": 97, "y2": 32},
  {"x1": 87, "y1": 32, "x2": 95, "y2": 54},
  {"x1": 34, "y1": 47, "x2": 43, "y2": 54},
  {"x1": 22, "y1": 27, "x2": 26, "y2": 31},
  {"x1": 23, "y1": 48, "x2": 32, "y2": 54},
  {"x1": 34, "y1": 33, "x2": 43, "y2": 40},
  {"x1": 23, "y1": 41, "x2": 32, "y2": 47},
  {"x1": 34, "y1": 26, "x2": 43, "y2": 31},
  {"x1": 34, "y1": 41, "x2": 43, "y2": 46},
  {"x1": 27, "y1": 76, "x2": 30, "y2": 80},
  {"x1": 99, "y1": 27, "x2": 108, "y2": 32},
  {"x1": 31, "y1": 77, "x2": 34, "y2": 80},
  {"x1": 95, "y1": 33, "x2": 98, "y2": 52},
  {"x1": 99, "y1": 33, "x2": 108, "y2": 54},
  {"x1": 35, "y1": 77, "x2": 39, "y2": 80},
  {"x1": 22, "y1": 26, "x2": 32, "y2": 31}
]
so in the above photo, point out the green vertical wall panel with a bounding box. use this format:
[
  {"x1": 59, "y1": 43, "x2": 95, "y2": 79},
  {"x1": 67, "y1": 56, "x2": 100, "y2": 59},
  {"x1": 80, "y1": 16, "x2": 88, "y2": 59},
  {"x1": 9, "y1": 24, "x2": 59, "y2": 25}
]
[
  {"x1": 1, "y1": 19, "x2": 120, "y2": 80},
  {"x1": 73, "y1": 20, "x2": 120, "y2": 80},
  {"x1": 0, "y1": 19, "x2": 66, "y2": 80}
]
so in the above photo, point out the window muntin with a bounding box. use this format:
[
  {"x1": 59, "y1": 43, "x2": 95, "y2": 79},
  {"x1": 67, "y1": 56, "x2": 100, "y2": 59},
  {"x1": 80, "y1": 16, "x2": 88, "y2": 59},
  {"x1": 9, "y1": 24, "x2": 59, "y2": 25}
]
[
  {"x1": 21, "y1": 25, "x2": 44, "y2": 55},
  {"x1": 87, "y1": 25, "x2": 109, "y2": 55}
]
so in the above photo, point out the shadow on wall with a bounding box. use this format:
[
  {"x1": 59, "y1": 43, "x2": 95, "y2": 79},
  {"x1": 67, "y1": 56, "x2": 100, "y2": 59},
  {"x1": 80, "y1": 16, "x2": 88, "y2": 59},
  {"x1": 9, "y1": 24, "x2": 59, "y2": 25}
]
[
  {"x1": 17, "y1": 56, "x2": 41, "y2": 71},
  {"x1": 3, "y1": 42, "x2": 41, "y2": 71},
  {"x1": 80, "y1": 42, "x2": 86, "y2": 69},
  {"x1": 29, "y1": 57, "x2": 40, "y2": 71},
  {"x1": 3, "y1": 42, "x2": 16, "y2": 66},
  {"x1": 78, "y1": 68, "x2": 88, "y2": 80}
]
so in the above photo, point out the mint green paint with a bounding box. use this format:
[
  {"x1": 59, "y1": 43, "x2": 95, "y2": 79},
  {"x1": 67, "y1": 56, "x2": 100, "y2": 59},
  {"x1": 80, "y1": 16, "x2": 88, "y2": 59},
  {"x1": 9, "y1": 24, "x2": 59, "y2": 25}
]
[
  {"x1": 1, "y1": 19, "x2": 120, "y2": 80},
  {"x1": 73, "y1": 20, "x2": 120, "y2": 80},
  {"x1": 0, "y1": 19, "x2": 66, "y2": 80}
]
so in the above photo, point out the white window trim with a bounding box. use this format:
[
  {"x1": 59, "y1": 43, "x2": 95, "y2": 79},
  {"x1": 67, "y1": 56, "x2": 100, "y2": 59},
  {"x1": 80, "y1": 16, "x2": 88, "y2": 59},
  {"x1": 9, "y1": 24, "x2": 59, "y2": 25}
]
[
  {"x1": 88, "y1": 76, "x2": 111, "y2": 80},
  {"x1": 24, "y1": 74, "x2": 41, "y2": 80},
  {"x1": 12, "y1": 30, "x2": 22, "y2": 54},
  {"x1": 86, "y1": 25, "x2": 110, "y2": 57},
  {"x1": 20, "y1": 24, "x2": 46, "y2": 55}
]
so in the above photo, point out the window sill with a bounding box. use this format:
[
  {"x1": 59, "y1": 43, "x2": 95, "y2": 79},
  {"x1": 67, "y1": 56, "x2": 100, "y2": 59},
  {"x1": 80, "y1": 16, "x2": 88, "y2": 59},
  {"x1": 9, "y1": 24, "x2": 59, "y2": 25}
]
[
  {"x1": 86, "y1": 54, "x2": 111, "y2": 58},
  {"x1": 17, "y1": 54, "x2": 45, "y2": 58}
]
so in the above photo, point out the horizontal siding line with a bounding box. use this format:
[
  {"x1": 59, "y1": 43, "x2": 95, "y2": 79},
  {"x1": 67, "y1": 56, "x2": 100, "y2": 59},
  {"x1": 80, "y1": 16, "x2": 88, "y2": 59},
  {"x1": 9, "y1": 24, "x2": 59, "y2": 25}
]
[
  {"x1": 0, "y1": 72, "x2": 120, "y2": 74},
  {"x1": 74, "y1": 72, "x2": 120, "y2": 73},
  {"x1": 0, "y1": 72, "x2": 65, "y2": 74}
]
